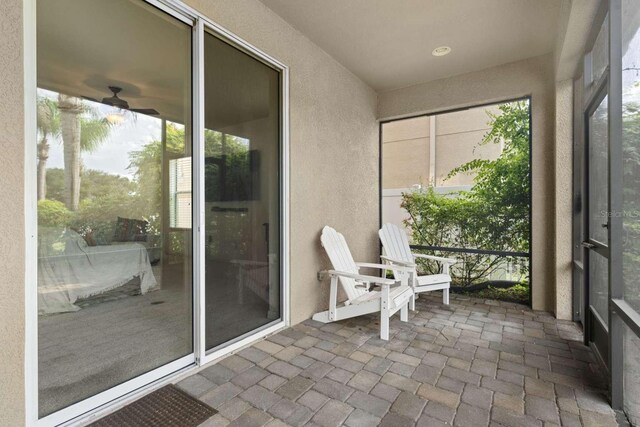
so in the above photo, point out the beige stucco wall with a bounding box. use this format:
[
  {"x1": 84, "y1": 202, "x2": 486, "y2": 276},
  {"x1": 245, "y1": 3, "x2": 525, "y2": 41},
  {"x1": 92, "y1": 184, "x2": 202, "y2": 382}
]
[
  {"x1": 434, "y1": 106, "x2": 502, "y2": 187},
  {"x1": 379, "y1": 54, "x2": 557, "y2": 312},
  {"x1": 555, "y1": 79, "x2": 574, "y2": 320},
  {"x1": 382, "y1": 116, "x2": 430, "y2": 188},
  {"x1": 184, "y1": 0, "x2": 379, "y2": 324},
  {"x1": 382, "y1": 106, "x2": 502, "y2": 190},
  {"x1": 0, "y1": 0, "x2": 25, "y2": 425}
]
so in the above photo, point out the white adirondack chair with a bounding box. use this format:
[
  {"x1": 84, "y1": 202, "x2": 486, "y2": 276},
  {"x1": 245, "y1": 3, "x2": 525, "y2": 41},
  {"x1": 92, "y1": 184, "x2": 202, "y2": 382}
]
[
  {"x1": 379, "y1": 223, "x2": 457, "y2": 309},
  {"x1": 313, "y1": 226, "x2": 414, "y2": 340}
]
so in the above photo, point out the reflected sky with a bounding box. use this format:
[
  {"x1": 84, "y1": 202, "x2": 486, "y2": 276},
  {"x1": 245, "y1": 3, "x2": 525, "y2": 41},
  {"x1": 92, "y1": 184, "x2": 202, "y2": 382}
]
[{"x1": 38, "y1": 88, "x2": 162, "y2": 179}]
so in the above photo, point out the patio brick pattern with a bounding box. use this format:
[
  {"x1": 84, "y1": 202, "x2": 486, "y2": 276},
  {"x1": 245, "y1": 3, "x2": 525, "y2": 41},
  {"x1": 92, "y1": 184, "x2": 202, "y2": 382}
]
[{"x1": 177, "y1": 294, "x2": 618, "y2": 427}]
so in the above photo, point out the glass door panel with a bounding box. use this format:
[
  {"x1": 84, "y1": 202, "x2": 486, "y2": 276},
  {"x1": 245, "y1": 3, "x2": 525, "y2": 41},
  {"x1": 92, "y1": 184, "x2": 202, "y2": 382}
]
[
  {"x1": 573, "y1": 78, "x2": 585, "y2": 322},
  {"x1": 36, "y1": 0, "x2": 193, "y2": 417},
  {"x1": 589, "y1": 251, "x2": 609, "y2": 327},
  {"x1": 622, "y1": 0, "x2": 640, "y2": 313},
  {"x1": 203, "y1": 32, "x2": 281, "y2": 350},
  {"x1": 621, "y1": 2, "x2": 640, "y2": 420},
  {"x1": 585, "y1": 93, "x2": 609, "y2": 366},
  {"x1": 587, "y1": 94, "x2": 610, "y2": 324},
  {"x1": 588, "y1": 95, "x2": 609, "y2": 247}
]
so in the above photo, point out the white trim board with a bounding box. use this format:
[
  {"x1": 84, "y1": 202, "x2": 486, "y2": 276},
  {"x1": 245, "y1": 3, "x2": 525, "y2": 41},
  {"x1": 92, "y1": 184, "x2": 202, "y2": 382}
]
[
  {"x1": 24, "y1": 0, "x2": 39, "y2": 425},
  {"x1": 193, "y1": 16, "x2": 206, "y2": 366}
]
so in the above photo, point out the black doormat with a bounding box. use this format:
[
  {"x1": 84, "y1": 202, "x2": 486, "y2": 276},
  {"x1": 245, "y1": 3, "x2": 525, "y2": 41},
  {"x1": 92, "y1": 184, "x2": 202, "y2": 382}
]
[{"x1": 89, "y1": 384, "x2": 217, "y2": 427}]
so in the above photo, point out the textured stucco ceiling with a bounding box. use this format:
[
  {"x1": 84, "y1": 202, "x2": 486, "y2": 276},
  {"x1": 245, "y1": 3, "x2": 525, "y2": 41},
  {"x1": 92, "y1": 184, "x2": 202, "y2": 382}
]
[{"x1": 260, "y1": 0, "x2": 566, "y2": 92}]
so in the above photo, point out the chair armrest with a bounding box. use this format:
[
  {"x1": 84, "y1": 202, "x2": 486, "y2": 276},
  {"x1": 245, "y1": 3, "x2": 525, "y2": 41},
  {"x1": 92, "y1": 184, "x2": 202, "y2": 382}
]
[
  {"x1": 412, "y1": 253, "x2": 458, "y2": 264},
  {"x1": 322, "y1": 270, "x2": 396, "y2": 286},
  {"x1": 380, "y1": 255, "x2": 417, "y2": 268},
  {"x1": 356, "y1": 262, "x2": 413, "y2": 273}
]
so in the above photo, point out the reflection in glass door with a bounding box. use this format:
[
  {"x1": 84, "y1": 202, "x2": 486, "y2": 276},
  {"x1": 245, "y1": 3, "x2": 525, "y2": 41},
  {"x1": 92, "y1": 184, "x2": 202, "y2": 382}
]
[
  {"x1": 585, "y1": 93, "x2": 610, "y2": 367},
  {"x1": 203, "y1": 32, "x2": 281, "y2": 350},
  {"x1": 621, "y1": 0, "x2": 640, "y2": 421},
  {"x1": 36, "y1": 0, "x2": 193, "y2": 417}
]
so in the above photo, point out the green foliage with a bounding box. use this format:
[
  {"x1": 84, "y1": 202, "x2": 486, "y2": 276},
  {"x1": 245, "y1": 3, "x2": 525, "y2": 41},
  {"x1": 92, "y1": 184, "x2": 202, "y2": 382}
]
[
  {"x1": 446, "y1": 101, "x2": 531, "y2": 253},
  {"x1": 403, "y1": 188, "x2": 526, "y2": 285},
  {"x1": 38, "y1": 199, "x2": 72, "y2": 227},
  {"x1": 46, "y1": 168, "x2": 135, "y2": 205},
  {"x1": 45, "y1": 168, "x2": 65, "y2": 202},
  {"x1": 79, "y1": 115, "x2": 114, "y2": 152},
  {"x1": 403, "y1": 101, "x2": 531, "y2": 287},
  {"x1": 43, "y1": 168, "x2": 143, "y2": 244},
  {"x1": 622, "y1": 103, "x2": 640, "y2": 297},
  {"x1": 37, "y1": 97, "x2": 60, "y2": 139},
  {"x1": 204, "y1": 129, "x2": 252, "y2": 202},
  {"x1": 466, "y1": 284, "x2": 529, "y2": 304},
  {"x1": 70, "y1": 191, "x2": 149, "y2": 245},
  {"x1": 128, "y1": 133, "x2": 165, "y2": 215}
]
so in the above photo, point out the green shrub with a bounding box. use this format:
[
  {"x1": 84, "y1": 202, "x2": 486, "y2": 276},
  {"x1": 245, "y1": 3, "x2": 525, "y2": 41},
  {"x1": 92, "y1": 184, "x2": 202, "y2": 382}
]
[
  {"x1": 38, "y1": 199, "x2": 72, "y2": 227},
  {"x1": 466, "y1": 284, "x2": 529, "y2": 304},
  {"x1": 402, "y1": 101, "x2": 531, "y2": 289}
]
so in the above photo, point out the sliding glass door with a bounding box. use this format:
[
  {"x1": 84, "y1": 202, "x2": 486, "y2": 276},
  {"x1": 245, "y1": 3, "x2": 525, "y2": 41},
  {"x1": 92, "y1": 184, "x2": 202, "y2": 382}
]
[
  {"x1": 33, "y1": 0, "x2": 286, "y2": 423},
  {"x1": 203, "y1": 31, "x2": 281, "y2": 350},
  {"x1": 36, "y1": 0, "x2": 194, "y2": 417}
]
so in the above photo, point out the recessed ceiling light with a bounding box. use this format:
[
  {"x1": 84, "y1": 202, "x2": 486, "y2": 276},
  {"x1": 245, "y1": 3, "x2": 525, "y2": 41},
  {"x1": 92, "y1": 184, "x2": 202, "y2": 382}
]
[{"x1": 432, "y1": 46, "x2": 451, "y2": 57}]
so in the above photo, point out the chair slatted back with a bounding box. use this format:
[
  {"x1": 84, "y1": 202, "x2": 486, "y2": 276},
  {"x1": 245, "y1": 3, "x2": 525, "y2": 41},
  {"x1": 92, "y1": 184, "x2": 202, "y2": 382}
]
[
  {"x1": 321, "y1": 226, "x2": 368, "y2": 301},
  {"x1": 379, "y1": 223, "x2": 414, "y2": 280}
]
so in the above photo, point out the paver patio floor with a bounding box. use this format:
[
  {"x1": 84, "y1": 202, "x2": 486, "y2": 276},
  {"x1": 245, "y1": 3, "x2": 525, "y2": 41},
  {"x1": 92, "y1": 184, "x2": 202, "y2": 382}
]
[{"x1": 176, "y1": 294, "x2": 619, "y2": 427}]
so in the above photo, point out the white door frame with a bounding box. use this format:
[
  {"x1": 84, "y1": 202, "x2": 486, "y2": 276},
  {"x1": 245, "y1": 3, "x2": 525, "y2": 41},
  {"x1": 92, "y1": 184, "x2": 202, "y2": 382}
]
[{"x1": 23, "y1": 0, "x2": 290, "y2": 425}]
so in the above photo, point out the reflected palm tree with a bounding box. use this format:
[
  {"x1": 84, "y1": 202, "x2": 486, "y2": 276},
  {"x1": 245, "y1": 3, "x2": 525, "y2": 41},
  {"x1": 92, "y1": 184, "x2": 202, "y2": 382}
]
[
  {"x1": 57, "y1": 94, "x2": 115, "y2": 210},
  {"x1": 37, "y1": 97, "x2": 60, "y2": 201}
]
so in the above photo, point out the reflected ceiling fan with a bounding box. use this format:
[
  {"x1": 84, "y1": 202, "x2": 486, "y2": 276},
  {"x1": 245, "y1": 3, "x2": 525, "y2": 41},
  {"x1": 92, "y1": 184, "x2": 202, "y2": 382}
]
[{"x1": 82, "y1": 86, "x2": 159, "y2": 115}]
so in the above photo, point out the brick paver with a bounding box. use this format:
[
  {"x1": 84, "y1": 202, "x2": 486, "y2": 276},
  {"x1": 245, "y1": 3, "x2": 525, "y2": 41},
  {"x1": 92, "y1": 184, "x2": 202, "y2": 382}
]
[{"x1": 173, "y1": 294, "x2": 615, "y2": 426}]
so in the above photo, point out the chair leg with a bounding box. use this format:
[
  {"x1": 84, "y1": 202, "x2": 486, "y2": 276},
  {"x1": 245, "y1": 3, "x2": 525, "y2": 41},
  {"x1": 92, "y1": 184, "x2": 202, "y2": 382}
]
[
  {"x1": 380, "y1": 313, "x2": 390, "y2": 340},
  {"x1": 443, "y1": 287, "x2": 449, "y2": 305},
  {"x1": 380, "y1": 285, "x2": 391, "y2": 340},
  {"x1": 410, "y1": 292, "x2": 416, "y2": 311},
  {"x1": 400, "y1": 303, "x2": 408, "y2": 322}
]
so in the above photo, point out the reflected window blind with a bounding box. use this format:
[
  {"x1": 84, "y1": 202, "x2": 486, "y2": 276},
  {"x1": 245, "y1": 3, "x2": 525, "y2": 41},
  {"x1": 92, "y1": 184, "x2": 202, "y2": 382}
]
[{"x1": 169, "y1": 157, "x2": 192, "y2": 229}]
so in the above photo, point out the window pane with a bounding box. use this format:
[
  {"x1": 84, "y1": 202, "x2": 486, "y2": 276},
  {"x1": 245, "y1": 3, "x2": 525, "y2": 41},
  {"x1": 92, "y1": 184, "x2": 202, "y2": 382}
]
[
  {"x1": 382, "y1": 116, "x2": 430, "y2": 189},
  {"x1": 36, "y1": 0, "x2": 192, "y2": 416},
  {"x1": 591, "y1": 17, "x2": 609, "y2": 86},
  {"x1": 588, "y1": 95, "x2": 609, "y2": 245},
  {"x1": 434, "y1": 105, "x2": 505, "y2": 188},
  {"x1": 622, "y1": 0, "x2": 640, "y2": 312},
  {"x1": 589, "y1": 252, "x2": 609, "y2": 326},
  {"x1": 203, "y1": 33, "x2": 281, "y2": 350},
  {"x1": 587, "y1": 95, "x2": 609, "y2": 326},
  {"x1": 380, "y1": 101, "x2": 531, "y2": 303},
  {"x1": 170, "y1": 156, "x2": 192, "y2": 229}
]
